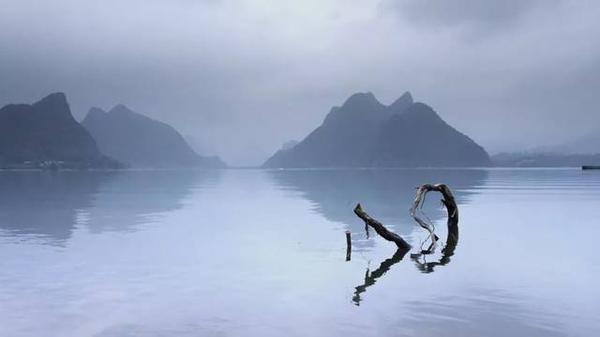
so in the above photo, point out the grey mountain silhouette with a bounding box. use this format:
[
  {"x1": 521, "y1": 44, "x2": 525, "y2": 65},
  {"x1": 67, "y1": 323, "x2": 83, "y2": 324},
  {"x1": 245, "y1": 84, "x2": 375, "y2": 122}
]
[
  {"x1": 0, "y1": 93, "x2": 118, "y2": 168},
  {"x1": 82, "y1": 105, "x2": 225, "y2": 168},
  {"x1": 263, "y1": 92, "x2": 490, "y2": 168}
]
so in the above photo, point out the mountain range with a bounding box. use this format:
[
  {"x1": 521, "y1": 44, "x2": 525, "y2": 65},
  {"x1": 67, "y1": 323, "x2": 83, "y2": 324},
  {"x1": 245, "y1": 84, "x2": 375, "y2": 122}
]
[
  {"x1": 263, "y1": 92, "x2": 491, "y2": 168},
  {"x1": 492, "y1": 152, "x2": 600, "y2": 167},
  {"x1": 10, "y1": 91, "x2": 595, "y2": 169},
  {"x1": 0, "y1": 93, "x2": 225, "y2": 169}
]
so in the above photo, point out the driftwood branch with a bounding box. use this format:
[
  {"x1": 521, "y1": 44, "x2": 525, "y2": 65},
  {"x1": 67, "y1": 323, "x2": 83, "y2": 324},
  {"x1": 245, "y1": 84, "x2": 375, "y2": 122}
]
[
  {"x1": 410, "y1": 184, "x2": 459, "y2": 252},
  {"x1": 348, "y1": 183, "x2": 461, "y2": 305},
  {"x1": 348, "y1": 184, "x2": 460, "y2": 303},
  {"x1": 411, "y1": 183, "x2": 458, "y2": 227},
  {"x1": 353, "y1": 203, "x2": 411, "y2": 250},
  {"x1": 352, "y1": 184, "x2": 458, "y2": 254}
]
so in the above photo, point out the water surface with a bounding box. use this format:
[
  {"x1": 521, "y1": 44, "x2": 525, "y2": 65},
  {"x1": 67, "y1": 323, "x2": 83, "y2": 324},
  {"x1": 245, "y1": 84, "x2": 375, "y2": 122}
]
[{"x1": 0, "y1": 168, "x2": 599, "y2": 336}]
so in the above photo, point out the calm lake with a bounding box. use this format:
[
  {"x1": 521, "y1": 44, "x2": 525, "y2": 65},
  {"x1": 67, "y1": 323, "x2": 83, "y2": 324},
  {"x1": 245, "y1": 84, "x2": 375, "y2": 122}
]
[{"x1": 0, "y1": 168, "x2": 599, "y2": 337}]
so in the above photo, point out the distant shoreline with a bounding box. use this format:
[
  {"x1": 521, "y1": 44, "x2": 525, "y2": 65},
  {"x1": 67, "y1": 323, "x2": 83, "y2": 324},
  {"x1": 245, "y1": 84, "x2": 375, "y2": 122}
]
[{"x1": 1, "y1": 166, "x2": 591, "y2": 172}]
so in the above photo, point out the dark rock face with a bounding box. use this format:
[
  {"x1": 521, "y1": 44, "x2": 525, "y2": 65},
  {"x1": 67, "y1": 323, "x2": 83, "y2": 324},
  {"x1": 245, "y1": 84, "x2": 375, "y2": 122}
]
[
  {"x1": 82, "y1": 105, "x2": 225, "y2": 168},
  {"x1": 263, "y1": 91, "x2": 490, "y2": 168},
  {"x1": 0, "y1": 93, "x2": 118, "y2": 168}
]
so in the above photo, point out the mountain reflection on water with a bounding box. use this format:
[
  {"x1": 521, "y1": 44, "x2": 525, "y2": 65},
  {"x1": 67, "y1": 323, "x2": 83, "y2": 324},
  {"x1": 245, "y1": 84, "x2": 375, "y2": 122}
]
[{"x1": 0, "y1": 170, "x2": 220, "y2": 245}]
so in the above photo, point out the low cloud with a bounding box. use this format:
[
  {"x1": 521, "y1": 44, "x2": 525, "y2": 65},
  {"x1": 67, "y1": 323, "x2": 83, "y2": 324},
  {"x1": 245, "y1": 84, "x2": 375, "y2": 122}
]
[{"x1": 383, "y1": 0, "x2": 561, "y2": 37}]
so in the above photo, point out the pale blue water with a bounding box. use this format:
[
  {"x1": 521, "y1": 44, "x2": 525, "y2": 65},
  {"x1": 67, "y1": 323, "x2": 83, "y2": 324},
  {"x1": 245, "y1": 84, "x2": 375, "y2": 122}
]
[{"x1": 0, "y1": 168, "x2": 599, "y2": 336}]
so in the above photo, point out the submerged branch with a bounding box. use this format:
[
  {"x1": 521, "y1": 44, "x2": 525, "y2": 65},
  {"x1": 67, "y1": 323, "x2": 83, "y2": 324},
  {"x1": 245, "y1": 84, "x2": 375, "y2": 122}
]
[{"x1": 353, "y1": 203, "x2": 411, "y2": 250}]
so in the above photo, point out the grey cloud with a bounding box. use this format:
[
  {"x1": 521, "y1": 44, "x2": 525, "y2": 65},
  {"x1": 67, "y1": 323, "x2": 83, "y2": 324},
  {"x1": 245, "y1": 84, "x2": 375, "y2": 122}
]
[{"x1": 383, "y1": 0, "x2": 561, "y2": 36}]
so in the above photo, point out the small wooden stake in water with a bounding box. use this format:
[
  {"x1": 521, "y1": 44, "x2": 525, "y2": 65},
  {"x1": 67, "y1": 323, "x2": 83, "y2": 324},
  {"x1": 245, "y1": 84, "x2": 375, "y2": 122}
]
[{"x1": 345, "y1": 230, "x2": 352, "y2": 261}]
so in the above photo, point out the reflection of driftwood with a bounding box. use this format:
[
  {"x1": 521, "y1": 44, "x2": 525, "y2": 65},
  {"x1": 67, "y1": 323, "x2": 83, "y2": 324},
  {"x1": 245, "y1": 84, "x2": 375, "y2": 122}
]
[
  {"x1": 410, "y1": 225, "x2": 459, "y2": 273},
  {"x1": 352, "y1": 247, "x2": 409, "y2": 305},
  {"x1": 410, "y1": 184, "x2": 459, "y2": 252},
  {"x1": 353, "y1": 203, "x2": 411, "y2": 250}
]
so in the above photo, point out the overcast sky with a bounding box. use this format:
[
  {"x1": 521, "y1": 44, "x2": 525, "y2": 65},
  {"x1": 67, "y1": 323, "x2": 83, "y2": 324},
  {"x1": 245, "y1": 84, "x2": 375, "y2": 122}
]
[{"x1": 1, "y1": 0, "x2": 599, "y2": 165}]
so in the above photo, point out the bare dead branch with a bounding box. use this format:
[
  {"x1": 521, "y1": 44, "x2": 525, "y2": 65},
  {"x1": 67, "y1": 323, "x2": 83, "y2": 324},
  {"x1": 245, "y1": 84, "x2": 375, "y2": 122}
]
[
  {"x1": 353, "y1": 203, "x2": 411, "y2": 250},
  {"x1": 410, "y1": 184, "x2": 459, "y2": 251}
]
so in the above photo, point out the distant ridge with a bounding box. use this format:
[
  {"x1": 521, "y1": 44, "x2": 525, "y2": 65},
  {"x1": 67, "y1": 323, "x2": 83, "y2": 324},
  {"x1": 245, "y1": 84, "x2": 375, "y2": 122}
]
[
  {"x1": 263, "y1": 91, "x2": 490, "y2": 168},
  {"x1": 0, "y1": 93, "x2": 119, "y2": 169},
  {"x1": 82, "y1": 105, "x2": 226, "y2": 168},
  {"x1": 492, "y1": 152, "x2": 600, "y2": 167}
]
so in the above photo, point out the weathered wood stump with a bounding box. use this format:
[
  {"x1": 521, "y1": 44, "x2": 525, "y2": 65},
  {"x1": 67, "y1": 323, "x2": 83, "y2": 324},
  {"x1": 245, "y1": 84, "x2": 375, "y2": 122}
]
[{"x1": 345, "y1": 230, "x2": 352, "y2": 261}]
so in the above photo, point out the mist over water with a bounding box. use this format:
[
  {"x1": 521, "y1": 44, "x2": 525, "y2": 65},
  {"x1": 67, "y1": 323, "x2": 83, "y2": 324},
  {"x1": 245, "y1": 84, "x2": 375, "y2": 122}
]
[{"x1": 1, "y1": 168, "x2": 598, "y2": 336}]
